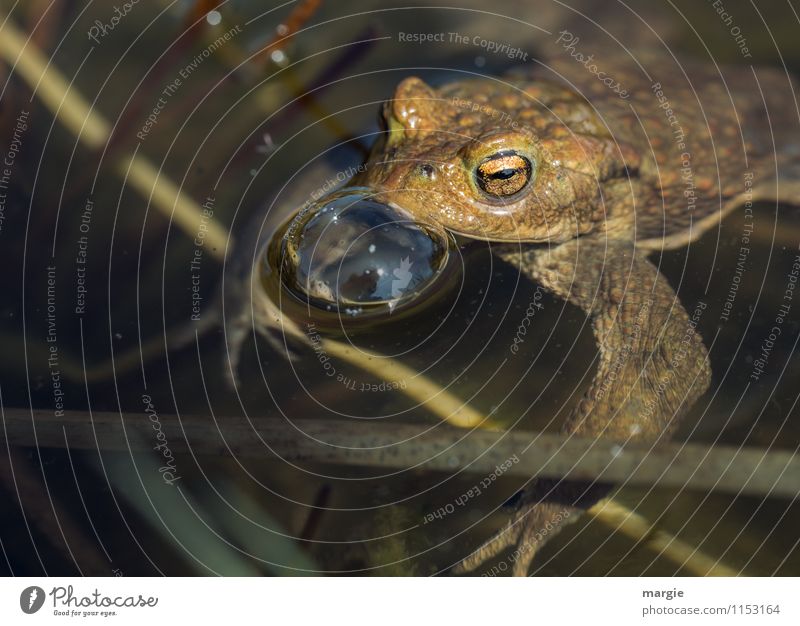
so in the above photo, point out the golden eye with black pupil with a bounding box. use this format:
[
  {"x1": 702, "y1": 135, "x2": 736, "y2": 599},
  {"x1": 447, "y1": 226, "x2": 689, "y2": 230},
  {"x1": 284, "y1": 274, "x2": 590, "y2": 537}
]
[{"x1": 475, "y1": 151, "x2": 532, "y2": 197}]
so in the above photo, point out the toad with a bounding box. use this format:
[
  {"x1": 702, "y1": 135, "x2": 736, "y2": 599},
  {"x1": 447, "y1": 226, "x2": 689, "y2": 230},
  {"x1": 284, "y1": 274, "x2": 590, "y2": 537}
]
[{"x1": 239, "y1": 51, "x2": 800, "y2": 575}]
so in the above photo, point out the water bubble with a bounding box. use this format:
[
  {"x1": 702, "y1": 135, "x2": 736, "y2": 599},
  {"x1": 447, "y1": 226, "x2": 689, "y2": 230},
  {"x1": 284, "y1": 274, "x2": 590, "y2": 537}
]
[
  {"x1": 270, "y1": 49, "x2": 288, "y2": 65},
  {"x1": 278, "y1": 189, "x2": 450, "y2": 314}
]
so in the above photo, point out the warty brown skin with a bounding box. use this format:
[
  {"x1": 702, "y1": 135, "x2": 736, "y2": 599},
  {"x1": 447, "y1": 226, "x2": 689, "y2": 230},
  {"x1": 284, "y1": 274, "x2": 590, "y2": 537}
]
[
  {"x1": 354, "y1": 52, "x2": 800, "y2": 247},
  {"x1": 348, "y1": 53, "x2": 800, "y2": 575}
]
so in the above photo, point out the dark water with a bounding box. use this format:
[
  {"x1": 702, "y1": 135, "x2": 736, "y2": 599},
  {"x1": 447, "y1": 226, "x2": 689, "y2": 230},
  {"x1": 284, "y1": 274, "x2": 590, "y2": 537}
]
[{"x1": 1, "y1": 0, "x2": 799, "y2": 576}]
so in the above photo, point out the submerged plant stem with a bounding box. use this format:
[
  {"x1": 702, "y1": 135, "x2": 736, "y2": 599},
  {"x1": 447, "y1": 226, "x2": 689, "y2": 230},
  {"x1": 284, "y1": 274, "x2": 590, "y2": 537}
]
[{"x1": 0, "y1": 11, "x2": 228, "y2": 258}]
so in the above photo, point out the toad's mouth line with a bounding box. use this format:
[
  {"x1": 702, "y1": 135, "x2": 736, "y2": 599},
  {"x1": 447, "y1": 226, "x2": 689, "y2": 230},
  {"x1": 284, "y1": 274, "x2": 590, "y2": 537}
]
[
  {"x1": 440, "y1": 227, "x2": 553, "y2": 245},
  {"x1": 381, "y1": 200, "x2": 553, "y2": 245}
]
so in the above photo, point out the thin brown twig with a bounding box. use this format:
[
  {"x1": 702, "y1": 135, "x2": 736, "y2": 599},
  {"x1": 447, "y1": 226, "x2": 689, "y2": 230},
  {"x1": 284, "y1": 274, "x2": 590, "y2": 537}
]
[
  {"x1": 255, "y1": 0, "x2": 323, "y2": 65},
  {"x1": 3, "y1": 408, "x2": 798, "y2": 499}
]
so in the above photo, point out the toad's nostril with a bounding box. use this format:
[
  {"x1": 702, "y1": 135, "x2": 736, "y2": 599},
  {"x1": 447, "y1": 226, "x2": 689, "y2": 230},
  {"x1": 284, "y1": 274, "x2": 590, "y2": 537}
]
[
  {"x1": 277, "y1": 188, "x2": 450, "y2": 314},
  {"x1": 418, "y1": 163, "x2": 435, "y2": 178}
]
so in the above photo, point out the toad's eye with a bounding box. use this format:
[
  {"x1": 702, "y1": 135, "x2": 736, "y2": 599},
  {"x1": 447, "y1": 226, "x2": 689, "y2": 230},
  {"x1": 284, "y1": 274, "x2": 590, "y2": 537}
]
[{"x1": 475, "y1": 151, "x2": 533, "y2": 197}]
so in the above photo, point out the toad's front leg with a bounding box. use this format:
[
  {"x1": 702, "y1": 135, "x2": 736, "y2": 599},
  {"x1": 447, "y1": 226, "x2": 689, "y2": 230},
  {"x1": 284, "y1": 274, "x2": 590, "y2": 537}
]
[{"x1": 455, "y1": 236, "x2": 711, "y2": 575}]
